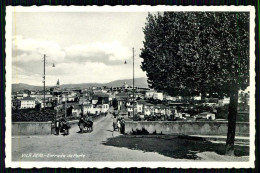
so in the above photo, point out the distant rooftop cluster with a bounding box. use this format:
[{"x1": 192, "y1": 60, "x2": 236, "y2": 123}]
[{"x1": 11, "y1": 79, "x2": 250, "y2": 122}]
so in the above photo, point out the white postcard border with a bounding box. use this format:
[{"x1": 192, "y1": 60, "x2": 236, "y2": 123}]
[{"x1": 5, "y1": 5, "x2": 256, "y2": 168}]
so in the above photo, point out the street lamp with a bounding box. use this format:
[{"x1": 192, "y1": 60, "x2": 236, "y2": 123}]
[
  {"x1": 124, "y1": 48, "x2": 136, "y2": 120},
  {"x1": 42, "y1": 54, "x2": 55, "y2": 110}
]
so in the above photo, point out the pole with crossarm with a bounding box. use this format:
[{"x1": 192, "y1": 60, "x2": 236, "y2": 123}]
[
  {"x1": 124, "y1": 48, "x2": 136, "y2": 120},
  {"x1": 43, "y1": 54, "x2": 46, "y2": 110},
  {"x1": 132, "y1": 48, "x2": 135, "y2": 120},
  {"x1": 42, "y1": 54, "x2": 55, "y2": 111}
]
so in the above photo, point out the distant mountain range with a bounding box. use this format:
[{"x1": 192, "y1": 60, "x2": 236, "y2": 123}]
[{"x1": 12, "y1": 77, "x2": 149, "y2": 92}]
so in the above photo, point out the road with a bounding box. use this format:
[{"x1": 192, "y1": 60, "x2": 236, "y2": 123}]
[{"x1": 12, "y1": 114, "x2": 183, "y2": 161}]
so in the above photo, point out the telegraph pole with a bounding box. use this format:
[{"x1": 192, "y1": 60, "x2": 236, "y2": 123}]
[
  {"x1": 65, "y1": 93, "x2": 67, "y2": 118},
  {"x1": 124, "y1": 48, "x2": 135, "y2": 120},
  {"x1": 43, "y1": 54, "x2": 46, "y2": 110},
  {"x1": 42, "y1": 54, "x2": 55, "y2": 111},
  {"x1": 132, "y1": 48, "x2": 135, "y2": 120}
]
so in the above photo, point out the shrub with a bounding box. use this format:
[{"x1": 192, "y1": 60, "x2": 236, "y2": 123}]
[
  {"x1": 131, "y1": 128, "x2": 149, "y2": 135},
  {"x1": 12, "y1": 108, "x2": 56, "y2": 122}
]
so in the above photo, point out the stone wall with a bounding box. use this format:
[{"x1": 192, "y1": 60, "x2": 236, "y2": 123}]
[
  {"x1": 12, "y1": 114, "x2": 106, "y2": 135},
  {"x1": 12, "y1": 122, "x2": 52, "y2": 135},
  {"x1": 125, "y1": 121, "x2": 249, "y2": 137}
]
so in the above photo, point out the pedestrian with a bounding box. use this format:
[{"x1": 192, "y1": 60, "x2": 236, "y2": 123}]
[
  {"x1": 117, "y1": 118, "x2": 121, "y2": 130},
  {"x1": 112, "y1": 116, "x2": 117, "y2": 131},
  {"x1": 120, "y1": 118, "x2": 125, "y2": 134},
  {"x1": 55, "y1": 118, "x2": 60, "y2": 135}
]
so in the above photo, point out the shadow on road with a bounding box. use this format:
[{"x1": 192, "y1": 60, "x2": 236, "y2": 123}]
[
  {"x1": 76, "y1": 130, "x2": 93, "y2": 134},
  {"x1": 76, "y1": 131, "x2": 83, "y2": 134},
  {"x1": 103, "y1": 135, "x2": 249, "y2": 160}
]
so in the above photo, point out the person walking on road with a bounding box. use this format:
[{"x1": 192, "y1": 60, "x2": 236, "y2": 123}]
[
  {"x1": 55, "y1": 118, "x2": 60, "y2": 135},
  {"x1": 117, "y1": 118, "x2": 121, "y2": 130},
  {"x1": 112, "y1": 116, "x2": 117, "y2": 131}
]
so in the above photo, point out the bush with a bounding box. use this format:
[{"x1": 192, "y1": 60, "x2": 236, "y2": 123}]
[
  {"x1": 216, "y1": 105, "x2": 229, "y2": 119},
  {"x1": 215, "y1": 105, "x2": 249, "y2": 122},
  {"x1": 12, "y1": 108, "x2": 56, "y2": 122},
  {"x1": 131, "y1": 128, "x2": 149, "y2": 135}
]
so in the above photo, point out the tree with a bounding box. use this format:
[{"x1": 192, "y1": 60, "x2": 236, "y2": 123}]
[
  {"x1": 140, "y1": 12, "x2": 249, "y2": 155},
  {"x1": 112, "y1": 98, "x2": 118, "y2": 110},
  {"x1": 35, "y1": 103, "x2": 41, "y2": 111},
  {"x1": 67, "y1": 106, "x2": 73, "y2": 116}
]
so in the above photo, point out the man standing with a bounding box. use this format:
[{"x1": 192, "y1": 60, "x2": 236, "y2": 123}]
[
  {"x1": 55, "y1": 118, "x2": 60, "y2": 135},
  {"x1": 117, "y1": 117, "x2": 121, "y2": 131},
  {"x1": 112, "y1": 116, "x2": 117, "y2": 131},
  {"x1": 120, "y1": 118, "x2": 125, "y2": 134}
]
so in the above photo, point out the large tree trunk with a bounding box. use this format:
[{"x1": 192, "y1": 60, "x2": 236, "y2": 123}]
[{"x1": 225, "y1": 87, "x2": 239, "y2": 156}]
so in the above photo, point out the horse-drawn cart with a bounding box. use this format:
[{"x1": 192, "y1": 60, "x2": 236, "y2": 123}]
[{"x1": 78, "y1": 118, "x2": 93, "y2": 133}]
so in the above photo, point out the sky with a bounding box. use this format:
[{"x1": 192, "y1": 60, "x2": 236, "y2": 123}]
[{"x1": 12, "y1": 12, "x2": 149, "y2": 86}]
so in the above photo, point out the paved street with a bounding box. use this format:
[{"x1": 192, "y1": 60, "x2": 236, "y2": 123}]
[{"x1": 12, "y1": 115, "x2": 185, "y2": 161}]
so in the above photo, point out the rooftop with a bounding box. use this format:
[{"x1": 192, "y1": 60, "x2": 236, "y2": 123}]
[
  {"x1": 21, "y1": 97, "x2": 35, "y2": 101},
  {"x1": 115, "y1": 92, "x2": 129, "y2": 98},
  {"x1": 73, "y1": 105, "x2": 81, "y2": 109},
  {"x1": 93, "y1": 92, "x2": 109, "y2": 97}
]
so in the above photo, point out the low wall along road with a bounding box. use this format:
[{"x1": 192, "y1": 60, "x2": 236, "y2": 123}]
[
  {"x1": 125, "y1": 121, "x2": 249, "y2": 137},
  {"x1": 12, "y1": 114, "x2": 105, "y2": 136},
  {"x1": 12, "y1": 122, "x2": 52, "y2": 135}
]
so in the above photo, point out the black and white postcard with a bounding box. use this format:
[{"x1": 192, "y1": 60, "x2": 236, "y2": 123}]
[{"x1": 5, "y1": 6, "x2": 255, "y2": 168}]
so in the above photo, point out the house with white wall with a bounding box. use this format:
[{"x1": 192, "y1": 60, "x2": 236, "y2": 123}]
[
  {"x1": 83, "y1": 104, "x2": 93, "y2": 115},
  {"x1": 72, "y1": 105, "x2": 82, "y2": 117},
  {"x1": 145, "y1": 91, "x2": 154, "y2": 99},
  {"x1": 20, "y1": 97, "x2": 36, "y2": 109},
  {"x1": 153, "y1": 92, "x2": 164, "y2": 100}
]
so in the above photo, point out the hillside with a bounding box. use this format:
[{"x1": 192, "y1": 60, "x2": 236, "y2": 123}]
[
  {"x1": 12, "y1": 83, "x2": 43, "y2": 92},
  {"x1": 12, "y1": 77, "x2": 149, "y2": 92}
]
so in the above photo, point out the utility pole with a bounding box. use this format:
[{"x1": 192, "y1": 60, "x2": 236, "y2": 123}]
[
  {"x1": 65, "y1": 93, "x2": 67, "y2": 118},
  {"x1": 43, "y1": 54, "x2": 46, "y2": 110},
  {"x1": 132, "y1": 47, "x2": 135, "y2": 120},
  {"x1": 124, "y1": 48, "x2": 135, "y2": 120},
  {"x1": 42, "y1": 54, "x2": 55, "y2": 111}
]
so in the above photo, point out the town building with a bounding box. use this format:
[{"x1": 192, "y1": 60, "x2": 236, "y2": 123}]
[
  {"x1": 82, "y1": 104, "x2": 93, "y2": 115},
  {"x1": 79, "y1": 96, "x2": 90, "y2": 105},
  {"x1": 218, "y1": 97, "x2": 230, "y2": 106},
  {"x1": 20, "y1": 97, "x2": 36, "y2": 109},
  {"x1": 165, "y1": 95, "x2": 176, "y2": 101},
  {"x1": 193, "y1": 95, "x2": 202, "y2": 101},
  {"x1": 92, "y1": 92, "x2": 109, "y2": 105},
  {"x1": 51, "y1": 79, "x2": 62, "y2": 95},
  {"x1": 145, "y1": 91, "x2": 154, "y2": 99},
  {"x1": 72, "y1": 105, "x2": 82, "y2": 117},
  {"x1": 153, "y1": 92, "x2": 164, "y2": 100},
  {"x1": 115, "y1": 93, "x2": 129, "y2": 111},
  {"x1": 12, "y1": 99, "x2": 21, "y2": 109}
]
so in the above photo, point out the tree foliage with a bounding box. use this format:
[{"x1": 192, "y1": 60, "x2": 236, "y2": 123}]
[
  {"x1": 140, "y1": 12, "x2": 250, "y2": 155},
  {"x1": 141, "y1": 12, "x2": 249, "y2": 98}
]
